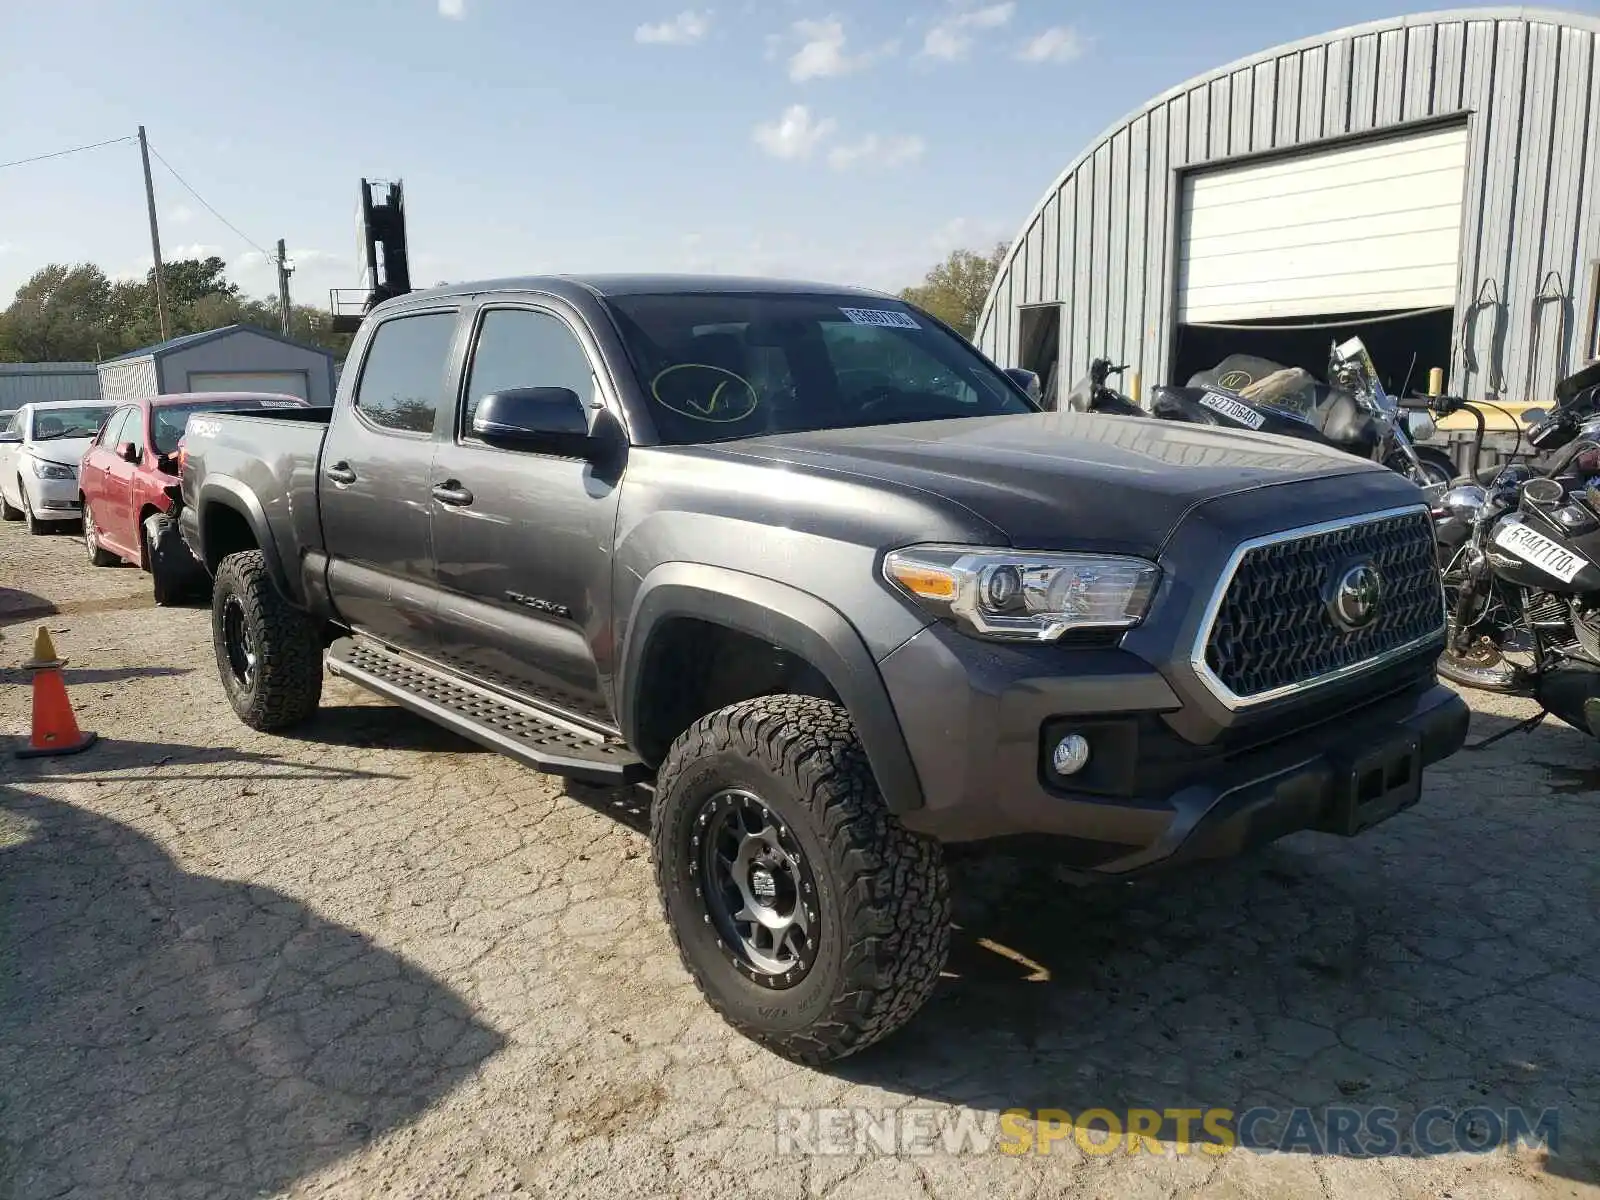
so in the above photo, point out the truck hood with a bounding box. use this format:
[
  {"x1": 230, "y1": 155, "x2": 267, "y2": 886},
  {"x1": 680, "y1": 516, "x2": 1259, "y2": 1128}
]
[{"x1": 718, "y1": 412, "x2": 1387, "y2": 555}]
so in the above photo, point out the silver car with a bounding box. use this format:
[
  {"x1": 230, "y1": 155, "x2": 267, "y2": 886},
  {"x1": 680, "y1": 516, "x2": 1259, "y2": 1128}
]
[{"x1": 0, "y1": 400, "x2": 115, "y2": 533}]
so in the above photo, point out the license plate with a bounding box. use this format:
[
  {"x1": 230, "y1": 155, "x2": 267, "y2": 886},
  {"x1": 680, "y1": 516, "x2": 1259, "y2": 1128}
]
[
  {"x1": 1199, "y1": 389, "x2": 1266, "y2": 430},
  {"x1": 1493, "y1": 520, "x2": 1587, "y2": 583},
  {"x1": 1326, "y1": 731, "x2": 1422, "y2": 836}
]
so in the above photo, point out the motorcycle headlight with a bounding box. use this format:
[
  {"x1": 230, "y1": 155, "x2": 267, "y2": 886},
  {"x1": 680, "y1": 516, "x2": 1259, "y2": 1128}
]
[
  {"x1": 1405, "y1": 411, "x2": 1437, "y2": 443},
  {"x1": 30, "y1": 459, "x2": 75, "y2": 480},
  {"x1": 884, "y1": 545, "x2": 1160, "y2": 642}
]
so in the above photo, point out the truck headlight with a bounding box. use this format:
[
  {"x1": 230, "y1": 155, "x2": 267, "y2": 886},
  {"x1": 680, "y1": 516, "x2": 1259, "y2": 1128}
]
[
  {"x1": 30, "y1": 459, "x2": 74, "y2": 480},
  {"x1": 884, "y1": 545, "x2": 1160, "y2": 642}
]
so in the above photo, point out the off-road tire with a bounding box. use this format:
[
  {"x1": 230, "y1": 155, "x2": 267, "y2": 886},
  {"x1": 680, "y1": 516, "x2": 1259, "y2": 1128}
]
[
  {"x1": 83, "y1": 502, "x2": 121, "y2": 566},
  {"x1": 212, "y1": 549, "x2": 323, "y2": 730},
  {"x1": 0, "y1": 485, "x2": 20, "y2": 521},
  {"x1": 144, "y1": 512, "x2": 195, "y2": 606},
  {"x1": 652, "y1": 694, "x2": 949, "y2": 1064}
]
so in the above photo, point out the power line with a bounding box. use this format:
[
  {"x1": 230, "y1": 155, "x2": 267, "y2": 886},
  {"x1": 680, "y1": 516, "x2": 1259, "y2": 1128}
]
[
  {"x1": 146, "y1": 143, "x2": 276, "y2": 262},
  {"x1": 0, "y1": 135, "x2": 135, "y2": 172}
]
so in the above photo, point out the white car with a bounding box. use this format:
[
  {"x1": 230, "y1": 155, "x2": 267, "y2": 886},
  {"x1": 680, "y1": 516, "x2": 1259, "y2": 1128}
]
[{"x1": 0, "y1": 400, "x2": 116, "y2": 534}]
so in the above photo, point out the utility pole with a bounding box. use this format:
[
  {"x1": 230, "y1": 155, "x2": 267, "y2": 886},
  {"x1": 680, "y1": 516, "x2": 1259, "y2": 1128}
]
[
  {"x1": 275, "y1": 238, "x2": 293, "y2": 334},
  {"x1": 137, "y1": 125, "x2": 170, "y2": 341}
]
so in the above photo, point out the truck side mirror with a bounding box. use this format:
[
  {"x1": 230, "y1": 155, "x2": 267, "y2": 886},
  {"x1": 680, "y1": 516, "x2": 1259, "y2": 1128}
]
[
  {"x1": 1004, "y1": 367, "x2": 1043, "y2": 404},
  {"x1": 472, "y1": 387, "x2": 594, "y2": 458}
]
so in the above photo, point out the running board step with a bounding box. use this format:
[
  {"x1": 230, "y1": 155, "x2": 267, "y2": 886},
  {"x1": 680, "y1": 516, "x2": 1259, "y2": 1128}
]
[{"x1": 326, "y1": 637, "x2": 648, "y2": 785}]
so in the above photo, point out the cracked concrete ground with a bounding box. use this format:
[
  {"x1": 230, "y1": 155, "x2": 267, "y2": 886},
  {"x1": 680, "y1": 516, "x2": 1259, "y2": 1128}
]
[{"x1": 2, "y1": 518, "x2": 1598, "y2": 1200}]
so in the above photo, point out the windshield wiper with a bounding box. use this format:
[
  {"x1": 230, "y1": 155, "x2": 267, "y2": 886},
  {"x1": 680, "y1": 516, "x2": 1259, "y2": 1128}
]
[{"x1": 33, "y1": 430, "x2": 92, "y2": 441}]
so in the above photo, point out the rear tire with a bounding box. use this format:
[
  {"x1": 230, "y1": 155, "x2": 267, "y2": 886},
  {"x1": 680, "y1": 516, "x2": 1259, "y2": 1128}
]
[
  {"x1": 83, "y1": 502, "x2": 121, "y2": 566},
  {"x1": 652, "y1": 694, "x2": 950, "y2": 1064},
  {"x1": 211, "y1": 549, "x2": 323, "y2": 730}
]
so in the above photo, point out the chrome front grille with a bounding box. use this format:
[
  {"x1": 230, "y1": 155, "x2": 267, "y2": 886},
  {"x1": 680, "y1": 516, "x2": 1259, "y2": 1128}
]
[{"x1": 1195, "y1": 506, "x2": 1445, "y2": 707}]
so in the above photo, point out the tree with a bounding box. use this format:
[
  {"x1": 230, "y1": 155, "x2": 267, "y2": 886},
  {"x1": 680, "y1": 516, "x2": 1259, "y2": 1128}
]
[
  {"x1": 1, "y1": 264, "x2": 115, "y2": 361},
  {"x1": 899, "y1": 242, "x2": 1009, "y2": 340}
]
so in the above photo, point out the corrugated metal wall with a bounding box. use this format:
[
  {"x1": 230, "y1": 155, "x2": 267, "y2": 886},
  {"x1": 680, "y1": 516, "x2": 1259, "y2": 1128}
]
[
  {"x1": 0, "y1": 363, "x2": 101, "y2": 407},
  {"x1": 975, "y1": 9, "x2": 1600, "y2": 407},
  {"x1": 97, "y1": 357, "x2": 159, "y2": 403}
]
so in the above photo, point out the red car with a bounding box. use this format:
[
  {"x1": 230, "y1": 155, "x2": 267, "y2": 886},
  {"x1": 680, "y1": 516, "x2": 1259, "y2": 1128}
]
[{"x1": 80, "y1": 392, "x2": 308, "y2": 601}]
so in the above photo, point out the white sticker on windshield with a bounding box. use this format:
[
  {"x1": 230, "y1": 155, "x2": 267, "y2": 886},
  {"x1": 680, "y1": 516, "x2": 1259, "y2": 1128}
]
[
  {"x1": 1199, "y1": 389, "x2": 1266, "y2": 430},
  {"x1": 1493, "y1": 520, "x2": 1588, "y2": 583},
  {"x1": 839, "y1": 307, "x2": 920, "y2": 330},
  {"x1": 258, "y1": 399, "x2": 302, "y2": 408}
]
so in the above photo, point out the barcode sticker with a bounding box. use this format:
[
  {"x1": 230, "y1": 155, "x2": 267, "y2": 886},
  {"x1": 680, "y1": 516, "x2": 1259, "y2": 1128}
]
[{"x1": 840, "y1": 307, "x2": 920, "y2": 330}]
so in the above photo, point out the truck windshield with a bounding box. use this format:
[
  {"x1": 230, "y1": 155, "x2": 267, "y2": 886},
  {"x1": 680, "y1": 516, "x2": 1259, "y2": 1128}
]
[
  {"x1": 603, "y1": 293, "x2": 1034, "y2": 444},
  {"x1": 31, "y1": 405, "x2": 113, "y2": 441},
  {"x1": 151, "y1": 397, "x2": 306, "y2": 453}
]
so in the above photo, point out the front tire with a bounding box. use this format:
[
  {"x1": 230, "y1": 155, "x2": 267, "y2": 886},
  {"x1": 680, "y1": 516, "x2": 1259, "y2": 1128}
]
[
  {"x1": 21, "y1": 484, "x2": 48, "y2": 535},
  {"x1": 83, "y1": 502, "x2": 121, "y2": 566},
  {"x1": 652, "y1": 695, "x2": 950, "y2": 1064},
  {"x1": 0, "y1": 484, "x2": 19, "y2": 521},
  {"x1": 211, "y1": 549, "x2": 324, "y2": 730},
  {"x1": 144, "y1": 512, "x2": 195, "y2": 605}
]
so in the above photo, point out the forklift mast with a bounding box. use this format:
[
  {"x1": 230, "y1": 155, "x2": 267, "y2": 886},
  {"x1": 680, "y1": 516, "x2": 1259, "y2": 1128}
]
[{"x1": 330, "y1": 179, "x2": 412, "y2": 333}]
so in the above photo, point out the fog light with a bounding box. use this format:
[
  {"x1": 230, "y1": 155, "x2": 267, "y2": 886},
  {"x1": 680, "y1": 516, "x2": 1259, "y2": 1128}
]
[{"x1": 1051, "y1": 733, "x2": 1091, "y2": 776}]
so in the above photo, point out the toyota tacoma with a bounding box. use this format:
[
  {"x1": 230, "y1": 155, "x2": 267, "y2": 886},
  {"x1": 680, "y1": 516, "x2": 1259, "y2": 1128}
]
[{"x1": 180, "y1": 275, "x2": 1469, "y2": 1062}]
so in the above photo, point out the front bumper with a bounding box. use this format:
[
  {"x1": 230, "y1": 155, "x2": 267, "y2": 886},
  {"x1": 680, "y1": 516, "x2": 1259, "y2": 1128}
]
[
  {"x1": 879, "y1": 623, "x2": 1468, "y2": 875},
  {"x1": 27, "y1": 473, "x2": 81, "y2": 517}
]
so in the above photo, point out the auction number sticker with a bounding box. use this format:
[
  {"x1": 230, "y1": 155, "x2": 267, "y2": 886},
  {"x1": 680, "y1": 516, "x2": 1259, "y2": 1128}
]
[
  {"x1": 1199, "y1": 389, "x2": 1266, "y2": 430},
  {"x1": 839, "y1": 307, "x2": 920, "y2": 330},
  {"x1": 1493, "y1": 520, "x2": 1588, "y2": 583}
]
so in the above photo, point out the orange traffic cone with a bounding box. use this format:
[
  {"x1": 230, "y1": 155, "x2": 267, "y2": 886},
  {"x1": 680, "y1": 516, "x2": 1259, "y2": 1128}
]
[{"x1": 15, "y1": 626, "x2": 96, "y2": 759}]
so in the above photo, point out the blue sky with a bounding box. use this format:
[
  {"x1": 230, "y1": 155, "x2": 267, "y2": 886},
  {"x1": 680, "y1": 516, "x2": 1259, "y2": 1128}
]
[{"x1": 5, "y1": 0, "x2": 1598, "y2": 310}]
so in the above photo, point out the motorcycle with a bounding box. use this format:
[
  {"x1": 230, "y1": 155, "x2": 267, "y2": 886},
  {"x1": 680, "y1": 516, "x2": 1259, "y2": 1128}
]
[
  {"x1": 1064, "y1": 338, "x2": 1457, "y2": 492},
  {"x1": 1433, "y1": 358, "x2": 1600, "y2": 738}
]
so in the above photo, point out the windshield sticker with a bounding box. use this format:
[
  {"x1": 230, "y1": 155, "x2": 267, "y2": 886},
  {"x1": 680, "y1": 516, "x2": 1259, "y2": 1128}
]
[
  {"x1": 839, "y1": 307, "x2": 920, "y2": 331},
  {"x1": 258, "y1": 399, "x2": 302, "y2": 408},
  {"x1": 1199, "y1": 389, "x2": 1266, "y2": 430},
  {"x1": 651, "y1": 364, "x2": 760, "y2": 424}
]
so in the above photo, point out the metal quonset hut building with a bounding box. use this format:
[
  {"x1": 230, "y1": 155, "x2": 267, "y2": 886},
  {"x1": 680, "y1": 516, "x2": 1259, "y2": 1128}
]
[
  {"x1": 98, "y1": 325, "x2": 336, "y2": 406},
  {"x1": 975, "y1": 8, "x2": 1600, "y2": 414}
]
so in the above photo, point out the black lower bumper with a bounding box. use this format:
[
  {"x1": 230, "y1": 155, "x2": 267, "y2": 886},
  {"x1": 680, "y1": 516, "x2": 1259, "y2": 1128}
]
[{"x1": 880, "y1": 625, "x2": 1469, "y2": 875}]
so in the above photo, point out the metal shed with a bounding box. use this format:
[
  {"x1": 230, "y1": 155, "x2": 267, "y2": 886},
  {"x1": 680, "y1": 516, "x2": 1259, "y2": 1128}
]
[
  {"x1": 975, "y1": 7, "x2": 1600, "y2": 413},
  {"x1": 98, "y1": 325, "x2": 336, "y2": 406},
  {"x1": 0, "y1": 363, "x2": 101, "y2": 409}
]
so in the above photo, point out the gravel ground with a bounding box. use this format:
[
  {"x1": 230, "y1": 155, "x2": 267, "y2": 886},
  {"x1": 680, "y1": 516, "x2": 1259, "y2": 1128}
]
[{"x1": 2, "y1": 515, "x2": 1597, "y2": 1199}]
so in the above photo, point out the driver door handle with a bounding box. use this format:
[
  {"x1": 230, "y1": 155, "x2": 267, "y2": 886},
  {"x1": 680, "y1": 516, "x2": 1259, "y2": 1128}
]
[
  {"x1": 431, "y1": 480, "x2": 474, "y2": 507},
  {"x1": 325, "y1": 461, "x2": 357, "y2": 486}
]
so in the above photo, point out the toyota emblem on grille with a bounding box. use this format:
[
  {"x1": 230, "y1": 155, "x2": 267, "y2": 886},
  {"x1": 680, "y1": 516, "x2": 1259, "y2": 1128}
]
[{"x1": 1327, "y1": 561, "x2": 1383, "y2": 631}]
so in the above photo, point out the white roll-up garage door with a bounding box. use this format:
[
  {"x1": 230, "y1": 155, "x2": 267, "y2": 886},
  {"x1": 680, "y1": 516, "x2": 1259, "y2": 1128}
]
[
  {"x1": 1177, "y1": 124, "x2": 1469, "y2": 323},
  {"x1": 185, "y1": 370, "x2": 309, "y2": 399}
]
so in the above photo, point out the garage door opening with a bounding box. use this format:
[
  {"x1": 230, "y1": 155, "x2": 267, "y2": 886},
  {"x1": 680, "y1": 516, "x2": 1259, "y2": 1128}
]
[
  {"x1": 1017, "y1": 305, "x2": 1062, "y2": 406},
  {"x1": 1173, "y1": 306, "x2": 1455, "y2": 399}
]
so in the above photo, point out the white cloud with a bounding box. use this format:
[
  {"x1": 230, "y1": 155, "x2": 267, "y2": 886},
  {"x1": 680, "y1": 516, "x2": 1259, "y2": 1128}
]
[
  {"x1": 774, "y1": 16, "x2": 895, "y2": 80},
  {"x1": 635, "y1": 10, "x2": 712, "y2": 45},
  {"x1": 1017, "y1": 26, "x2": 1084, "y2": 63},
  {"x1": 828, "y1": 133, "x2": 926, "y2": 170},
  {"x1": 753, "y1": 104, "x2": 837, "y2": 160},
  {"x1": 168, "y1": 204, "x2": 194, "y2": 226},
  {"x1": 921, "y1": 1, "x2": 1014, "y2": 61},
  {"x1": 438, "y1": 0, "x2": 465, "y2": 18},
  {"x1": 0, "y1": 243, "x2": 17, "y2": 256},
  {"x1": 167, "y1": 243, "x2": 224, "y2": 261}
]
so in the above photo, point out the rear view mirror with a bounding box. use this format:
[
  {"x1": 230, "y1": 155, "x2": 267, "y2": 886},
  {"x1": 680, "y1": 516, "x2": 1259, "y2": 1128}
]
[
  {"x1": 1521, "y1": 408, "x2": 1549, "y2": 424},
  {"x1": 472, "y1": 387, "x2": 593, "y2": 457},
  {"x1": 0, "y1": 432, "x2": 19, "y2": 446}
]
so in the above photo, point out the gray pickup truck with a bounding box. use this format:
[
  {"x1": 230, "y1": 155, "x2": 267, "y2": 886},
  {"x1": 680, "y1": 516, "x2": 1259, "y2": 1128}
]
[{"x1": 181, "y1": 274, "x2": 1468, "y2": 1062}]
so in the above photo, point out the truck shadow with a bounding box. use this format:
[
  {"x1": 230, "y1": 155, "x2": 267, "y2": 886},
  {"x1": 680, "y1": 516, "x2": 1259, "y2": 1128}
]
[
  {"x1": 839, "y1": 709, "x2": 1599, "y2": 1184},
  {"x1": 4, "y1": 735, "x2": 410, "y2": 784},
  {"x1": 0, "y1": 784, "x2": 506, "y2": 1199}
]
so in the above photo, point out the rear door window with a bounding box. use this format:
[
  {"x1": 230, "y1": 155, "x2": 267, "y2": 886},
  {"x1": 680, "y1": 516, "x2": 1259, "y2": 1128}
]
[{"x1": 354, "y1": 312, "x2": 458, "y2": 435}]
